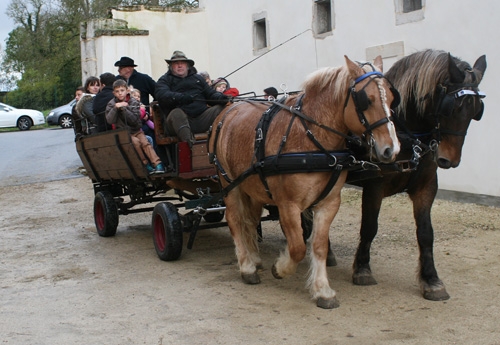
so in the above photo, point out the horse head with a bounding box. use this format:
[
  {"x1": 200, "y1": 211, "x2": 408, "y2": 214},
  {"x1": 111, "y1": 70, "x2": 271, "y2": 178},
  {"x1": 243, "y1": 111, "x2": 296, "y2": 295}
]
[
  {"x1": 343, "y1": 55, "x2": 400, "y2": 163},
  {"x1": 388, "y1": 50, "x2": 487, "y2": 169},
  {"x1": 432, "y1": 54, "x2": 487, "y2": 168}
]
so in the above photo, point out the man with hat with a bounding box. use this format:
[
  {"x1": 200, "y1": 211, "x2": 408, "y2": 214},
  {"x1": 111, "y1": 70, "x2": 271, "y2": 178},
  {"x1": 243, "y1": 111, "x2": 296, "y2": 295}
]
[
  {"x1": 155, "y1": 51, "x2": 230, "y2": 147},
  {"x1": 114, "y1": 56, "x2": 156, "y2": 107}
]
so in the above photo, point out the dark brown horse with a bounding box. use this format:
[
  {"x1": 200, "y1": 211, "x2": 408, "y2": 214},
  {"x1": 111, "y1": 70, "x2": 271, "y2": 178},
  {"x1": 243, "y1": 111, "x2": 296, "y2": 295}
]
[
  {"x1": 208, "y1": 56, "x2": 400, "y2": 308},
  {"x1": 346, "y1": 49, "x2": 487, "y2": 300}
]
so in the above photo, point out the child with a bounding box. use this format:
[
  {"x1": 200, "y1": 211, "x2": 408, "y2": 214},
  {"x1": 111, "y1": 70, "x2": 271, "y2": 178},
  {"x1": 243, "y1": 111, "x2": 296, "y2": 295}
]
[
  {"x1": 212, "y1": 77, "x2": 239, "y2": 97},
  {"x1": 130, "y1": 87, "x2": 155, "y2": 132},
  {"x1": 106, "y1": 80, "x2": 165, "y2": 174},
  {"x1": 129, "y1": 87, "x2": 156, "y2": 148}
]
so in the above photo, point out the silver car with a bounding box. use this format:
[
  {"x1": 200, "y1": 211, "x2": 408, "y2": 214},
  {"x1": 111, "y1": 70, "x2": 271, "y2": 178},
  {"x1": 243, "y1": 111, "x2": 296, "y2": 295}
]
[{"x1": 47, "y1": 99, "x2": 76, "y2": 129}]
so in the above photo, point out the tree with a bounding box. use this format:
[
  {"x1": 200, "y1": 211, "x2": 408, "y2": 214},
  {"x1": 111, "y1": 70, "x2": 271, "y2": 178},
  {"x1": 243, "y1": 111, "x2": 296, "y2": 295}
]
[{"x1": 2, "y1": 0, "x2": 198, "y2": 110}]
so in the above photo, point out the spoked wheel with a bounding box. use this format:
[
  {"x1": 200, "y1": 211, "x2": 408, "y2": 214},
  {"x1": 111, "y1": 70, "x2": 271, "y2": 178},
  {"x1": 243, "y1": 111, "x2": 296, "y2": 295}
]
[
  {"x1": 59, "y1": 114, "x2": 73, "y2": 128},
  {"x1": 152, "y1": 202, "x2": 183, "y2": 261},
  {"x1": 94, "y1": 191, "x2": 119, "y2": 237},
  {"x1": 17, "y1": 116, "x2": 32, "y2": 131}
]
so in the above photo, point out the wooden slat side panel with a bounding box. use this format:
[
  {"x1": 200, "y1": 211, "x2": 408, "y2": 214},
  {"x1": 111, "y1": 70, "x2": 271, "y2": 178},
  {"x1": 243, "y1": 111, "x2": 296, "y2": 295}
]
[{"x1": 76, "y1": 129, "x2": 149, "y2": 181}]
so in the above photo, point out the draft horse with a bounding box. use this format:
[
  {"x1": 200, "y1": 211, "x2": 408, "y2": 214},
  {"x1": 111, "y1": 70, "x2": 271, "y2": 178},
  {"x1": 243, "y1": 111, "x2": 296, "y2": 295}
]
[
  {"x1": 347, "y1": 49, "x2": 487, "y2": 300},
  {"x1": 208, "y1": 56, "x2": 400, "y2": 308}
]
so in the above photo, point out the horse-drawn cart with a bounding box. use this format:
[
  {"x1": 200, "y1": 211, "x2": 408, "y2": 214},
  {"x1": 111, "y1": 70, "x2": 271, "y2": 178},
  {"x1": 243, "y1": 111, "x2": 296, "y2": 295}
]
[{"x1": 75, "y1": 103, "x2": 234, "y2": 261}]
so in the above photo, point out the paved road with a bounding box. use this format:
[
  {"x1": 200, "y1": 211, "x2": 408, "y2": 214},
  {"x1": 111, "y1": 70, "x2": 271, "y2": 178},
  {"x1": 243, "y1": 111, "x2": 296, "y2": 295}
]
[{"x1": 0, "y1": 128, "x2": 83, "y2": 187}]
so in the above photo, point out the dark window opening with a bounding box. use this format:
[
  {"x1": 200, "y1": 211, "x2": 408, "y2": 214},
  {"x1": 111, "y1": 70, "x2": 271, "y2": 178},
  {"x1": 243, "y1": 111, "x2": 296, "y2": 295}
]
[
  {"x1": 403, "y1": 0, "x2": 422, "y2": 13},
  {"x1": 315, "y1": 0, "x2": 332, "y2": 34},
  {"x1": 254, "y1": 19, "x2": 267, "y2": 50}
]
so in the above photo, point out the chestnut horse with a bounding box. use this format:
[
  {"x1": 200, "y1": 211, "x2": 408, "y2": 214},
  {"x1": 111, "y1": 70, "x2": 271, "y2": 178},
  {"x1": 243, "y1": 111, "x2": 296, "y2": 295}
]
[
  {"x1": 346, "y1": 49, "x2": 487, "y2": 300},
  {"x1": 208, "y1": 56, "x2": 400, "y2": 308}
]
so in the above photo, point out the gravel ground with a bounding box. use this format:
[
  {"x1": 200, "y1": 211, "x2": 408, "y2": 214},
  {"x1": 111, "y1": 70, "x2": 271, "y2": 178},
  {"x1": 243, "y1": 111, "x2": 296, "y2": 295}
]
[{"x1": 1, "y1": 176, "x2": 499, "y2": 345}]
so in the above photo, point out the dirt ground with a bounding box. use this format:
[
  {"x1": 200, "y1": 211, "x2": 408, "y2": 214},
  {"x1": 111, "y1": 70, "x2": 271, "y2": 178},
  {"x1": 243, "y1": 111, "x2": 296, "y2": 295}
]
[{"x1": 1, "y1": 176, "x2": 499, "y2": 345}]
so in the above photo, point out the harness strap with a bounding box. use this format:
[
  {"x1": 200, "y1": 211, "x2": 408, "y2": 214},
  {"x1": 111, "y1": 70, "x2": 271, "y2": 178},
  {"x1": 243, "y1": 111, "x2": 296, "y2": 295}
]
[
  {"x1": 197, "y1": 150, "x2": 360, "y2": 213},
  {"x1": 310, "y1": 169, "x2": 343, "y2": 208},
  {"x1": 254, "y1": 98, "x2": 288, "y2": 198},
  {"x1": 265, "y1": 98, "x2": 363, "y2": 146}
]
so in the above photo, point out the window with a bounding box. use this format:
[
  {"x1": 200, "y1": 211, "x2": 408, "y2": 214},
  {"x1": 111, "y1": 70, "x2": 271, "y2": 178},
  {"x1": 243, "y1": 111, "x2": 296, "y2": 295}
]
[
  {"x1": 313, "y1": 0, "x2": 334, "y2": 36},
  {"x1": 253, "y1": 12, "x2": 268, "y2": 52},
  {"x1": 403, "y1": 0, "x2": 422, "y2": 13},
  {"x1": 394, "y1": 0, "x2": 425, "y2": 25}
]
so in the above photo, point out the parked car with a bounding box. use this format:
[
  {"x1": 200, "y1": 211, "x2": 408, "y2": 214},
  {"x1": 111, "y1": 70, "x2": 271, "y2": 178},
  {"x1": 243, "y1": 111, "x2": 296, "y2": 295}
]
[
  {"x1": 0, "y1": 102, "x2": 45, "y2": 131},
  {"x1": 47, "y1": 99, "x2": 76, "y2": 129}
]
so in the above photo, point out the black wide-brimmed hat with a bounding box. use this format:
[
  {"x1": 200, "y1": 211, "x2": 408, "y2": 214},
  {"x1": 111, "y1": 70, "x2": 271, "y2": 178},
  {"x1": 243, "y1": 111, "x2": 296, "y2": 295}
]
[
  {"x1": 165, "y1": 51, "x2": 195, "y2": 66},
  {"x1": 114, "y1": 56, "x2": 137, "y2": 67}
]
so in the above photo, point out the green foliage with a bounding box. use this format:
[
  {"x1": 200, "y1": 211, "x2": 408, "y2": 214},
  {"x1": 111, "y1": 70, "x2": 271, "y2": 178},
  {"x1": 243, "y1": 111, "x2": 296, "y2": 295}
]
[{"x1": 2, "y1": 0, "x2": 198, "y2": 110}]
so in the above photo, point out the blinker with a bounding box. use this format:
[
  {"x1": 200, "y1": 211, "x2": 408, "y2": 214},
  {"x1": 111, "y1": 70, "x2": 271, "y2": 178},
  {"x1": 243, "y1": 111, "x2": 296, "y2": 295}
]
[
  {"x1": 352, "y1": 88, "x2": 370, "y2": 112},
  {"x1": 438, "y1": 87, "x2": 486, "y2": 119},
  {"x1": 473, "y1": 101, "x2": 484, "y2": 121}
]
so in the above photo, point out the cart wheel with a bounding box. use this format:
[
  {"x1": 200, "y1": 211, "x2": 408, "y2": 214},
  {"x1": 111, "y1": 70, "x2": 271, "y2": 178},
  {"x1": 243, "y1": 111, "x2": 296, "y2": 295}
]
[
  {"x1": 203, "y1": 211, "x2": 225, "y2": 223},
  {"x1": 152, "y1": 202, "x2": 183, "y2": 261},
  {"x1": 94, "y1": 191, "x2": 119, "y2": 237}
]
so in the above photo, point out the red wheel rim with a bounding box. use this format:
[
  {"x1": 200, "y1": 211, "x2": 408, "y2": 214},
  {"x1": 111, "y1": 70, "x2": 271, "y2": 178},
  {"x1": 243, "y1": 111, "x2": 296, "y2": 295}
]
[
  {"x1": 153, "y1": 214, "x2": 166, "y2": 251},
  {"x1": 95, "y1": 201, "x2": 104, "y2": 230}
]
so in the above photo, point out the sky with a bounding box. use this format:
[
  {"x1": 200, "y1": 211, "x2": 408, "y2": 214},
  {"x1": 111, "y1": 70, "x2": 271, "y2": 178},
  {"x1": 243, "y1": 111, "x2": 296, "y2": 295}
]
[{"x1": 0, "y1": 2, "x2": 15, "y2": 52}]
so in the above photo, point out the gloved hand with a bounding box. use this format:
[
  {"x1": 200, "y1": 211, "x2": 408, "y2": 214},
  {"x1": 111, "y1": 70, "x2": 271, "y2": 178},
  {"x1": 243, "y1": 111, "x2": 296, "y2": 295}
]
[
  {"x1": 216, "y1": 94, "x2": 231, "y2": 105},
  {"x1": 179, "y1": 94, "x2": 195, "y2": 105}
]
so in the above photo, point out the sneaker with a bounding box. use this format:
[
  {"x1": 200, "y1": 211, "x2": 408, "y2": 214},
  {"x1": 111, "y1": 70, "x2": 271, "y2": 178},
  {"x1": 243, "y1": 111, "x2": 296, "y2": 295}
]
[
  {"x1": 155, "y1": 163, "x2": 166, "y2": 174},
  {"x1": 145, "y1": 163, "x2": 155, "y2": 174}
]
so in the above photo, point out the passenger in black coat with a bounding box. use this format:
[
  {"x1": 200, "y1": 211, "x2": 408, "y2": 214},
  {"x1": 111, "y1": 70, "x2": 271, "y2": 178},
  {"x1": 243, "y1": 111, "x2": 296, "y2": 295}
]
[
  {"x1": 93, "y1": 72, "x2": 116, "y2": 133},
  {"x1": 114, "y1": 56, "x2": 156, "y2": 107},
  {"x1": 155, "y1": 51, "x2": 229, "y2": 146}
]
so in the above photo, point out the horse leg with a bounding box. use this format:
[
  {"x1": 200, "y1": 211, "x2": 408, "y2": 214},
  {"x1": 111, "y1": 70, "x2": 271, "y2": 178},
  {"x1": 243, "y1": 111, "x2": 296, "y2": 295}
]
[
  {"x1": 352, "y1": 184, "x2": 383, "y2": 286},
  {"x1": 301, "y1": 208, "x2": 337, "y2": 266},
  {"x1": 308, "y1": 205, "x2": 341, "y2": 309},
  {"x1": 225, "y1": 189, "x2": 263, "y2": 285},
  {"x1": 272, "y1": 206, "x2": 306, "y2": 279},
  {"x1": 409, "y1": 178, "x2": 450, "y2": 301}
]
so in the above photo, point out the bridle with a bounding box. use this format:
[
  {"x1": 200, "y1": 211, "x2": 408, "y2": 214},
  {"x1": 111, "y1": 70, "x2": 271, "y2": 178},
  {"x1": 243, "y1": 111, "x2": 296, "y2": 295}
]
[
  {"x1": 344, "y1": 70, "x2": 399, "y2": 138},
  {"x1": 432, "y1": 84, "x2": 485, "y2": 139},
  {"x1": 391, "y1": 74, "x2": 486, "y2": 170}
]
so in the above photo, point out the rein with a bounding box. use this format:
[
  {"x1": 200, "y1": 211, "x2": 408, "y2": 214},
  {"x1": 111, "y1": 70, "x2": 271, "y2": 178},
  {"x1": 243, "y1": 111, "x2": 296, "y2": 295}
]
[{"x1": 208, "y1": 69, "x2": 389, "y2": 209}]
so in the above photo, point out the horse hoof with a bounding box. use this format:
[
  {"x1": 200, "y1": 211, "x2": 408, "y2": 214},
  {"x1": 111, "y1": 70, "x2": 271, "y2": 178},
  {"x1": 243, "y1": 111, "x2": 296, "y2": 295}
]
[
  {"x1": 423, "y1": 285, "x2": 450, "y2": 301},
  {"x1": 423, "y1": 289, "x2": 450, "y2": 301},
  {"x1": 241, "y1": 272, "x2": 261, "y2": 285},
  {"x1": 353, "y1": 269, "x2": 377, "y2": 286},
  {"x1": 271, "y1": 264, "x2": 283, "y2": 279},
  {"x1": 317, "y1": 297, "x2": 340, "y2": 309}
]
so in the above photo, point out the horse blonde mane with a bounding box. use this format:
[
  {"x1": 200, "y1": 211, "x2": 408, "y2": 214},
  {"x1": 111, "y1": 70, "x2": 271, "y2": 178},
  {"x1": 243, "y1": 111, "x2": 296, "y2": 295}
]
[
  {"x1": 301, "y1": 66, "x2": 350, "y2": 107},
  {"x1": 302, "y1": 62, "x2": 388, "y2": 111},
  {"x1": 386, "y1": 49, "x2": 474, "y2": 115}
]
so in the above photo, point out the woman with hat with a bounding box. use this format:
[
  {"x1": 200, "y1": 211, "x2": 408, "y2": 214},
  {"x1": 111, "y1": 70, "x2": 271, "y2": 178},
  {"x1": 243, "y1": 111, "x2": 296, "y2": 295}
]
[{"x1": 155, "y1": 51, "x2": 230, "y2": 147}]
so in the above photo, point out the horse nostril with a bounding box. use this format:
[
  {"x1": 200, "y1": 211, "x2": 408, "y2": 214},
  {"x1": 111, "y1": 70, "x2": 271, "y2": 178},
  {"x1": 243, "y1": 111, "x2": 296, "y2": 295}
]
[
  {"x1": 437, "y1": 158, "x2": 451, "y2": 169},
  {"x1": 383, "y1": 147, "x2": 393, "y2": 160}
]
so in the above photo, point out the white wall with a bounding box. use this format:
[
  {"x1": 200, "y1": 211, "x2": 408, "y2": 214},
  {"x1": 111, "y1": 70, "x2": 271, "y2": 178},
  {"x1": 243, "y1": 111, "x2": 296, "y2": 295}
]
[{"x1": 84, "y1": 1, "x2": 499, "y2": 198}]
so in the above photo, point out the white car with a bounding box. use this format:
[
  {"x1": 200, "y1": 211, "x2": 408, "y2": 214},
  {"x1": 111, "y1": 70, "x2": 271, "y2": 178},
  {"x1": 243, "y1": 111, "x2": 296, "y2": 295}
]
[{"x1": 0, "y1": 102, "x2": 45, "y2": 131}]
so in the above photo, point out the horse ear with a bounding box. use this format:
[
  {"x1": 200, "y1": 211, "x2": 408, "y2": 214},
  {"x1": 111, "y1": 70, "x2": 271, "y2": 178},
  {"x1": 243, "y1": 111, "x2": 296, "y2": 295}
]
[
  {"x1": 472, "y1": 55, "x2": 487, "y2": 82},
  {"x1": 344, "y1": 55, "x2": 364, "y2": 79},
  {"x1": 373, "y1": 55, "x2": 383, "y2": 72},
  {"x1": 447, "y1": 53, "x2": 465, "y2": 84}
]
